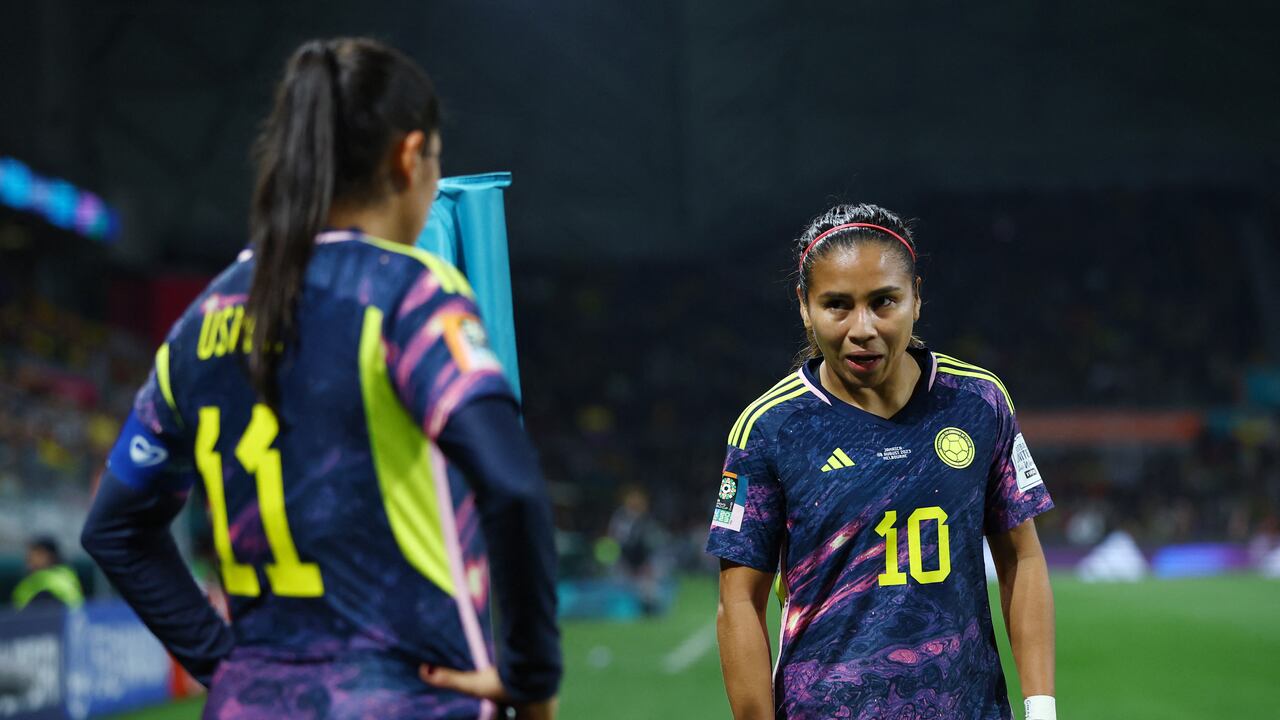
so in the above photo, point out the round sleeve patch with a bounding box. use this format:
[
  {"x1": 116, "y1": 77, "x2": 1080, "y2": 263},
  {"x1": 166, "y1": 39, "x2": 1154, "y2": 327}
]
[{"x1": 441, "y1": 312, "x2": 502, "y2": 373}]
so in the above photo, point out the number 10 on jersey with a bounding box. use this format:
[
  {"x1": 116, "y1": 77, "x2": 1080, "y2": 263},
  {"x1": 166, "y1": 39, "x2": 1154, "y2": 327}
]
[{"x1": 874, "y1": 506, "x2": 951, "y2": 586}]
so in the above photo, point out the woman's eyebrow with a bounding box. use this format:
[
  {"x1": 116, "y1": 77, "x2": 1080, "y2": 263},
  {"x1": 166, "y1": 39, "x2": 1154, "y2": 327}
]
[
  {"x1": 818, "y1": 285, "x2": 902, "y2": 300},
  {"x1": 867, "y1": 285, "x2": 903, "y2": 295}
]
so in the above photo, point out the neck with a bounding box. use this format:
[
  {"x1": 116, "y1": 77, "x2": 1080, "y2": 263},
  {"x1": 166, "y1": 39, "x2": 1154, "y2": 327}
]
[
  {"x1": 327, "y1": 201, "x2": 409, "y2": 245},
  {"x1": 818, "y1": 350, "x2": 921, "y2": 419}
]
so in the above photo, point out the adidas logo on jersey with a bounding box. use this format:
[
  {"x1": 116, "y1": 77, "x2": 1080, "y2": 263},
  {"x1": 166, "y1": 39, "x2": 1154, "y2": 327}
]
[{"x1": 820, "y1": 448, "x2": 855, "y2": 472}]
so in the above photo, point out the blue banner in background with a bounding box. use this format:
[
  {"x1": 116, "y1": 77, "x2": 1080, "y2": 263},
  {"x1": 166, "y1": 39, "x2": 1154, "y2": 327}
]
[
  {"x1": 0, "y1": 607, "x2": 63, "y2": 720},
  {"x1": 417, "y1": 173, "x2": 522, "y2": 401},
  {"x1": 61, "y1": 603, "x2": 172, "y2": 720},
  {"x1": 1151, "y1": 543, "x2": 1251, "y2": 578},
  {"x1": 0, "y1": 602, "x2": 177, "y2": 720}
]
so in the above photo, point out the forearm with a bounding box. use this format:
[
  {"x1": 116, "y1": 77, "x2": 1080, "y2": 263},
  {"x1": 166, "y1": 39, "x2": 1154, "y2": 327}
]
[
  {"x1": 477, "y1": 487, "x2": 561, "y2": 702},
  {"x1": 81, "y1": 471, "x2": 234, "y2": 685},
  {"x1": 1001, "y1": 551, "x2": 1055, "y2": 697},
  {"x1": 716, "y1": 598, "x2": 774, "y2": 719},
  {"x1": 438, "y1": 397, "x2": 562, "y2": 702}
]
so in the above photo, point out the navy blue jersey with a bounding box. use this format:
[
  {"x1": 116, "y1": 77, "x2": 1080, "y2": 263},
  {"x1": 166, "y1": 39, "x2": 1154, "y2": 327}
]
[
  {"x1": 706, "y1": 349, "x2": 1053, "y2": 719},
  {"x1": 117, "y1": 230, "x2": 518, "y2": 716}
]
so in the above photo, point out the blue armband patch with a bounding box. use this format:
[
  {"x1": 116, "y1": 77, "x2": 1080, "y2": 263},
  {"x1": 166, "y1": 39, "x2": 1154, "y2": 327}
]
[{"x1": 107, "y1": 412, "x2": 190, "y2": 491}]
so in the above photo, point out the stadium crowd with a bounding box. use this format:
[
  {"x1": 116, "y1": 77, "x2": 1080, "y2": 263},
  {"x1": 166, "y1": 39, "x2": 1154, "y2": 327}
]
[
  {"x1": 1, "y1": 192, "x2": 1277, "y2": 566},
  {"x1": 0, "y1": 297, "x2": 148, "y2": 495},
  {"x1": 513, "y1": 191, "x2": 1279, "y2": 556}
]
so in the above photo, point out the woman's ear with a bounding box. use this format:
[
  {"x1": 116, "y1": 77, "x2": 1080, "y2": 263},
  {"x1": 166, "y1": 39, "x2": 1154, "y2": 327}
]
[
  {"x1": 796, "y1": 285, "x2": 812, "y2": 329},
  {"x1": 913, "y1": 276, "x2": 923, "y2": 322},
  {"x1": 391, "y1": 130, "x2": 426, "y2": 191}
]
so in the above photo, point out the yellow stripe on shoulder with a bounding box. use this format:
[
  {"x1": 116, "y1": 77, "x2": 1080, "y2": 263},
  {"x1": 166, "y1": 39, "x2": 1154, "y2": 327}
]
[
  {"x1": 933, "y1": 352, "x2": 994, "y2": 372},
  {"x1": 727, "y1": 374, "x2": 803, "y2": 446},
  {"x1": 736, "y1": 385, "x2": 809, "y2": 449},
  {"x1": 359, "y1": 236, "x2": 475, "y2": 299},
  {"x1": 934, "y1": 353, "x2": 1015, "y2": 415},
  {"x1": 154, "y1": 343, "x2": 182, "y2": 426}
]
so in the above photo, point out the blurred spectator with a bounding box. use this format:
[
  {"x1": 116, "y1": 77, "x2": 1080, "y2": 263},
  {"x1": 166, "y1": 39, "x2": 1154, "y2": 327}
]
[
  {"x1": 605, "y1": 486, "x2": 669, "y2": 613},
  {"x1": 10, "y1": 536, "x2": 83, "y2": 610}
]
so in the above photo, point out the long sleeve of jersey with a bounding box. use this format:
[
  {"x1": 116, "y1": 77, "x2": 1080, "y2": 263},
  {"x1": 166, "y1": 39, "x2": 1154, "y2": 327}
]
[
  {"x1": 81, "y1": 461, "x2": 234, "y2": 686},
  {"x1": 81, "y1": 353, "x2": 234, "y2": 687},
  {"x1": 384, "y1": 262, "x2": 561, "y2": 701},
  {"x1": 436, "y1": 396, "x2": 562, "y2": 703}
]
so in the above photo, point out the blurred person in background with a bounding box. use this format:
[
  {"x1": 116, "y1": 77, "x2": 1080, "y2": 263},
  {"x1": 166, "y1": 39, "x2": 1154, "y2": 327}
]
[
  {"x1": 605, "y1": 485, "x2": 667, "y2": 614},
  {"x1": 79, "y1": 37, "x2": 560, "y2": 720},
  {"x1": 10, "y1": 536, "x2": 83, "y2": 610},
  {"x1": 707, "y1": 204, "x2": 1057, "y2": 720}
]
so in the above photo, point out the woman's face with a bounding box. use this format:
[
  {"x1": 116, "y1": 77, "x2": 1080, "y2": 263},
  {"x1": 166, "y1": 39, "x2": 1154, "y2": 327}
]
[{"x1": 799, "y1": 242, "x2": 921, "y2": 393}]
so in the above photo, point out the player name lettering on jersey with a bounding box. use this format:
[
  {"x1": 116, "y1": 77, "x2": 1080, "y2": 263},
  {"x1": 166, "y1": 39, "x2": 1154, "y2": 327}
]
[{"x1": 197, "y1": 303, "x2": 253, "y2": 360}]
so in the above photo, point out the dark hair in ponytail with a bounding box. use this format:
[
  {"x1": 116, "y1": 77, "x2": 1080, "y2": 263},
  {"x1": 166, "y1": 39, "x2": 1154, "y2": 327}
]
[
  {"x1": 792, "y1": 203, "x2": 923, "y2": 366},
  {"x1": 245, "y1": 37, "x2": 439, "y2": 409}
]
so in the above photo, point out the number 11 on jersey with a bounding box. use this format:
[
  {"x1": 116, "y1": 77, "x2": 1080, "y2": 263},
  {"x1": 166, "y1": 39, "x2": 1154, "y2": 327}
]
[
  {"x1": 874, "y1": 506, "x2": 951, "y2": 586},
  {"x1": 195, "y1": 404, "x2": 324, "y2": 597}
]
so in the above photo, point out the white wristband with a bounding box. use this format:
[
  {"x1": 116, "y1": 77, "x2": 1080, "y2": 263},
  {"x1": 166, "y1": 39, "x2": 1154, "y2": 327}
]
[{"x1": 1025, "y1": 695, "x2": 1056, "y2": 720}]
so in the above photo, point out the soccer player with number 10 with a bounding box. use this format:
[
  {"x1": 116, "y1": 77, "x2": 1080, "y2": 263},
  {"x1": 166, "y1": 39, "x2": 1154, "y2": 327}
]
[{"x1": 708, "y1": 204, "x2": 1056, "y2": 719}]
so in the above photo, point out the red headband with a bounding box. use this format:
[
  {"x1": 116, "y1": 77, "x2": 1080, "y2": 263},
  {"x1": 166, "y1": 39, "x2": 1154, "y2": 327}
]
[{"x1": 798, "y1": 222, "x2": 916, "y2": 273}]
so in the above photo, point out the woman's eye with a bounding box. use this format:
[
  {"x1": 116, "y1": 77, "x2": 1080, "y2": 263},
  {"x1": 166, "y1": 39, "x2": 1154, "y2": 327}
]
[{"x1": 872, "y1": 296, "x2": 897, "y2": 309}]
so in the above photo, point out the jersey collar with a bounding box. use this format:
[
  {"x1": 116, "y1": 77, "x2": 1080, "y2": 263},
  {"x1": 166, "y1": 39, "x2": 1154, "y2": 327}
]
[
  {"x1": 316, "y1": 227, "x2": 364, "y2": 244},
  {"x1": 801, "y1": 346, "x2": 935, "y2": 425},
  {"x1": 237, "y1": 228, "x2": 382, "y2": 261}
]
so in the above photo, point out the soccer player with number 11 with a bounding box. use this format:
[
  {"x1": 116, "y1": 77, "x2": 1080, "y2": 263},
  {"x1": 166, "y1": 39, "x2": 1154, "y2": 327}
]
[
  {"x1": 708, "y1": 204, "x2": 1056, "y2": 720},
  {"x1": 81, "y1": 38, "x2": 560, "y2": 720}
]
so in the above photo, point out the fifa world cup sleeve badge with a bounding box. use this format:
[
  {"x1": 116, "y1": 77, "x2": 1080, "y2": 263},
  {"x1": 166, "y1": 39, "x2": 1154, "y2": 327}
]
[
  {"x1": 711, "y1": 471, "x2": 746, "y2": 532},
  {"x1": 440, "y1": 312, "x2": 502, "y2": 373}
]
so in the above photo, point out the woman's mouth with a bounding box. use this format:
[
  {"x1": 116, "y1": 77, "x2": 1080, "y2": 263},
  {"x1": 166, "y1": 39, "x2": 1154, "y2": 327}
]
[{"x1": 844, "y1": 353, "x2": 884, "y2": 373}]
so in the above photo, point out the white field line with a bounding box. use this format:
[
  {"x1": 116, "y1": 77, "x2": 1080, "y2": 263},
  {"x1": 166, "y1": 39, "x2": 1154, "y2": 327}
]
[{"x1": 661, "y1": 621, "x2": 718, "y2": 674}]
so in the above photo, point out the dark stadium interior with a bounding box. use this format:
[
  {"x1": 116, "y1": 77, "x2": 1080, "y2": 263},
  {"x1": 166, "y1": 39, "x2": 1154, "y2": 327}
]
[
  {"x1": 1, "y1": 2, "x2": 1279, "y2": 717},
  {"x1": 3, "y1": 0, "x2": 1279, "y2": 556}
]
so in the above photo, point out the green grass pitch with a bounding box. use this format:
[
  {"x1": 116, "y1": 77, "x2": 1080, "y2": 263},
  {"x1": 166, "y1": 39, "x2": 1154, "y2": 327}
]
[{"x1": 111, "y1": 574, "x2": 1279, "y2": 719}]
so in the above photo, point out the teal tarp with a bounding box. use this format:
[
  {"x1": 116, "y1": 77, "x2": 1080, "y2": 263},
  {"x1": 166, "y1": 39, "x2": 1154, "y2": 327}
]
[{"x1": 416, "y1": 173, "x2": 521, "y2": 401}]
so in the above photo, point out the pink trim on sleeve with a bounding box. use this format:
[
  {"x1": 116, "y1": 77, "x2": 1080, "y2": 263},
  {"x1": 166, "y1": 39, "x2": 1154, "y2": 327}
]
[
  {"x1": 427, "y1": 445, "x2": 496, "y2": 720},
  {"x1": 393, "y1": 297, "x2": 475, "y2": 392},
  {"x1": 425, "y1": 369, "x2": 505, "y2": 439},
  {"x1": 396, "y1": 271, "x2": 442, "y2": 322}
]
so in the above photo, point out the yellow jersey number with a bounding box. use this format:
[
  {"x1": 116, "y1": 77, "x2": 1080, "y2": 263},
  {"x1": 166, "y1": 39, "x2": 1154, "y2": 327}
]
[
  {"x1": 874, "y1": 506, "x2": 951, "y2": 586},
  {"x1": 195, "y1": 404, "x2": 324, "y2": 597}
]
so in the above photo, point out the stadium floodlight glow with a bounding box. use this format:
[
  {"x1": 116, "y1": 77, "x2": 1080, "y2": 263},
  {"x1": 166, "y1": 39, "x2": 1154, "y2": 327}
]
[{"x1": 0, "y1": 156, "x2": 120, "y2": 243}]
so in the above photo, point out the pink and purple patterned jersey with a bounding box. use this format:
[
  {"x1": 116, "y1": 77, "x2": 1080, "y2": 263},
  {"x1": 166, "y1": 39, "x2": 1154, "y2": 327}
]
[
  {"x1": 706, "y1": 348, "x2": 1053, "y2": 719},
  {"x1": 132, "y1": 230, "x2": 514, "y2": 718}
]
